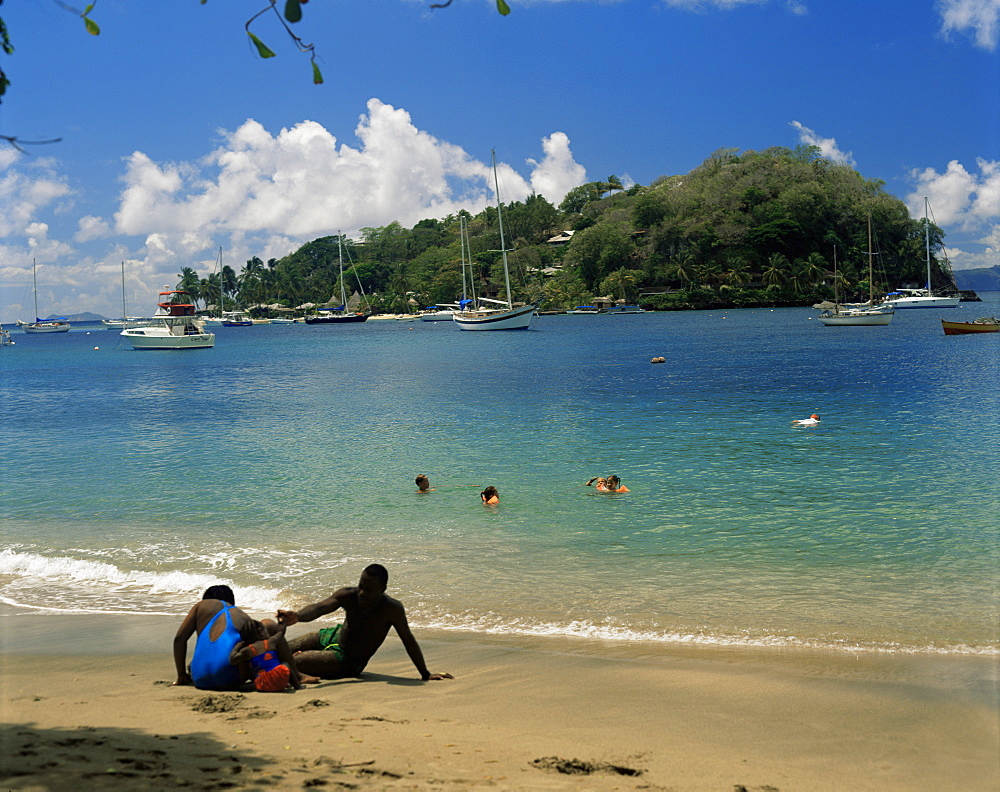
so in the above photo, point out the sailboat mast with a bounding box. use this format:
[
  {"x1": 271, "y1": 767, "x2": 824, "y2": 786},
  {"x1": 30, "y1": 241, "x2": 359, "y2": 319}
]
[
  {"x1": 338, "y1": 233, "x2": 347, "y2": 309},
  {"x1": 923, "y1": 197, "x2": 932, "y2": 292},
  {"x1": 491, "y1": 151, "x2": 513, "y2": 310},
  {"x1": 120, "y1": 261, "x2": 127, "y2": 322},
  {"x1": 459, "y1": 216, "x2": 469, "y2": 307},
  {"x1": 32, "y1": 258, "x2": 39, "y2": 320},
  {"x1": 867, "y1": 214, "x2": 874, "y2": 306}
]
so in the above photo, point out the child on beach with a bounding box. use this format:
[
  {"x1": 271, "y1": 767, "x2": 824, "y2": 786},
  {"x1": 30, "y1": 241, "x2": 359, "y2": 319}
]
[
  {"x1": 230, "y1": 618, "x2": 309, "y2": 692},
  {"x1": 481, "y1": 486, "x2": 499, "y2": 505}
]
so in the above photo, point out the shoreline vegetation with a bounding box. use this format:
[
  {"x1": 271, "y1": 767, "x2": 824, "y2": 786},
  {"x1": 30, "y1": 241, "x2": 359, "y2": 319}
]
[
  {"x1": 2, "y1": 611, "x2": 997, "y2": 790},
  {"x1": 169, "y1": 146, "x2": 980, "y2": 319}
]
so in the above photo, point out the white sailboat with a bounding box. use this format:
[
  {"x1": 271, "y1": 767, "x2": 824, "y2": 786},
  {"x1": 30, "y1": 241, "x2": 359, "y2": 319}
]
[
  {"x1": 883, "y1": 198, "x2": 960, "y2": 309},
  {"x1": 16, "y1": 259, "x2": 71, "y2": 333},
  {"x1": 453, "y1": 152, "x2": 537, "y2": 331},
  {"x1": 816, "y1": 216, "x2": 894, "y2": 326}
]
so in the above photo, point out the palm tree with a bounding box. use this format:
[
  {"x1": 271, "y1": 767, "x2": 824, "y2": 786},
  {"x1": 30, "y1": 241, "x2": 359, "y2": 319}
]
[
  {"x1": 177, "y1": 267, "x2": 201, "y2": 305},
  {"x1": 762, "y1": 253, "x2": 789, "y2": 288}
]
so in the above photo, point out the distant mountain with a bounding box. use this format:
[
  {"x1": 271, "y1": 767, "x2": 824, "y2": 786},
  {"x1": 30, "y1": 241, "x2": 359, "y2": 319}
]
[
  {"x1": 43, "y1": 312, "x2": 106, "y2": 322},
  {"x1": 954, "y1": 266, "x2": 1000, "y2": 292}
]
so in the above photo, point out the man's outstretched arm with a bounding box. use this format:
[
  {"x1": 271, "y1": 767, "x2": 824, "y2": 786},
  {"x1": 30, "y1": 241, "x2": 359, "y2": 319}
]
[
  {"x1": 393, "y1": 609, "x2": 454, "y2": 681},
  {"x1": 278, "y1": 588, "x2": 349, "y2": 625}
]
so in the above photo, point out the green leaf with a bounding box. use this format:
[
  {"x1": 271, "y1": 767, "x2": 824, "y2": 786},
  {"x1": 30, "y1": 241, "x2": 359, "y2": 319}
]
[
  {"x1": 248, "y1": 32, "x2": 277, "y2": 59},
  {"x1": 496, "y1": 0, "x2": 511, "y2": 15},
  {"x1": 84, "y1": 17, "x2": 101, "y2": 36},
  {"x1": 84, "y1": 4, "x2": 95, "y2": 13},
  {"x1": 311, "y1": 61, "x2": 324, "y2": 85},
  {"x1": 285, "y1": 0, "x2": 303, "y2": 23}
]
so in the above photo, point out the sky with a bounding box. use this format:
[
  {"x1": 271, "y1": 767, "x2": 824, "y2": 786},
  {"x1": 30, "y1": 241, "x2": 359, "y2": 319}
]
[{"x1": 1, "y1": 0, "x2": 997, "y2": 321}]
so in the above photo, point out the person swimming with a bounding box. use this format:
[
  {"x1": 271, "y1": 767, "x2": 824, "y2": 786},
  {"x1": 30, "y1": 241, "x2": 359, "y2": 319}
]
[
  {"x1": 480, "y1": 486, "x2": 499, "y2": 505},
  {"x1": 792, "y1": 414, "x2": 821, "y2": 426},
  {"x1": 588, "y1": 475, "x2": 629, "y2": 493},
  {"x1": 415, "y1": 474, "x2": 433, "y2": 493}
]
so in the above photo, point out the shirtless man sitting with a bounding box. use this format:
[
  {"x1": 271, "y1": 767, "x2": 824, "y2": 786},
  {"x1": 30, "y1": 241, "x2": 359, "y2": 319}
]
[{"x1": 278, "y1": 564, "x2": 453, "y2": 682}]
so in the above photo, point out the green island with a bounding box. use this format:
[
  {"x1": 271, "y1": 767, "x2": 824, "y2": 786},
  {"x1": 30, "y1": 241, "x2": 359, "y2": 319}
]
[{"x1": 177, "y1": 145, "x2": 980, "y2": 315}]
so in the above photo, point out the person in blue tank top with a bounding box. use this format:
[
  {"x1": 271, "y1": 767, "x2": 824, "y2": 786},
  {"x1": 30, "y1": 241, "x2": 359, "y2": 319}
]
[{"x1": 173, "y1": 585, "x2": 254, "y2": 690}]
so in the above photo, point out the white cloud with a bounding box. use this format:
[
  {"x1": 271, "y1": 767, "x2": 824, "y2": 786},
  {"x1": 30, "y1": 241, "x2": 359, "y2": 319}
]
[
  {"x1": 938, "y1": 0, "x2": 1000, "y2": 50},
  {"x1": 789, "y1": 121, "x2": 855, "y2": 166},
  {"x1": 906, "y1": 158, "x2": 1000, "y2": 228},
  {"x1": 114, "y1": 99, "x2": 585, "y2": 244},
  {"x1": 660, "y1": 0, "x2": 767, "y2": 8},
  {"x1": 527, "y1": 132, "x2": 588, "y2": 202},
  {"x1": 76, "y1": 215, "x2": 112, "y2": 242},
  {"x1": 907, "y1": 158, "x2": 1000, "y2": 270},
  {"x1": 0, "y1": 156, "x2": 74, "y2": 238}
]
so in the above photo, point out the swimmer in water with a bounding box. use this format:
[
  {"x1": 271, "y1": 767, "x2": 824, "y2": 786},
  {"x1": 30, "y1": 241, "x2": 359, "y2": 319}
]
[
  {"x1": 593, "y1": 475, "x2": 629, "y2": 493},
  {"x1": 792, "y1": 414, "x2": 821, "y2": 427},
  {"x1": 415, "y1": 474, "x2": 433, "y2": 493},
  {"x1": 480, "y1": 486, "x2": 499, "y2": 505}
]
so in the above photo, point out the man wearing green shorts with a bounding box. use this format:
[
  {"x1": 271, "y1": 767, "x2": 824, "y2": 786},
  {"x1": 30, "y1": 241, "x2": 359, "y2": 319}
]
[{"x1": 279, "y1": 563, "x2": 453, "y2": 682}]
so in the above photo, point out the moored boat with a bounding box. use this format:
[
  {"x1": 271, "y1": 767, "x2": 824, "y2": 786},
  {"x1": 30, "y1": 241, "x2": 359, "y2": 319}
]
[
  {"x1": 816, "y1": 217, "x2": 894, "y2": 327},
  {"x1": 120, "y1": 289, "x2": 215, "y2": 349},
  {"x1": 884, "y1": 198, "x2": 960, "y2": 309},
  {"x1": 17, "y1": 259, "x2": 71, "y2": 333},
  {"x1": 941, "y1": 317, "x2": 999, "y2": 335},
  {"x1": 304, "y1": 235, "x2": 369, "y2": 325},
  {"x1": 453, "y1": 153, "x2": 538, "y2": 331}
]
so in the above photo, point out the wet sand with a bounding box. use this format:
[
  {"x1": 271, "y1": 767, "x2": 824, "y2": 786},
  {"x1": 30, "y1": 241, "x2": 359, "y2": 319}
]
[{"x1": 1, "y1": 612, "x2": 997, "y2": 790}]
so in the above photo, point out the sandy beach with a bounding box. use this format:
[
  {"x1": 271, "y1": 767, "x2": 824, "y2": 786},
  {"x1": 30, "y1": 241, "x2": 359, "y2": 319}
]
[{"x1": 1, "y1": 612, "x2": 997, "y2": 791}]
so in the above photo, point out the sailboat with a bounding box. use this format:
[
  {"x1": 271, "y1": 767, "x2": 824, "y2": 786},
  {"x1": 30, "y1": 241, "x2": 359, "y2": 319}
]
[
  {"x1": 15, "y1": 259, "x2": 71, "y2": 333},
  {"x1": 453, "y1": 152, "x2": 538, "y2": 330},
  {"x1": 816, "y1": 215, "x2": 894, "y2": 326},
  {"x1": 102, "y1": 261, "x2": 149, "y2": 329},
  {"x1": 884, "y1": 198, "x2": 961, "y2": 309},
  {"x1": 305, "y1": 234, "x2": 368, "y2": 324}
]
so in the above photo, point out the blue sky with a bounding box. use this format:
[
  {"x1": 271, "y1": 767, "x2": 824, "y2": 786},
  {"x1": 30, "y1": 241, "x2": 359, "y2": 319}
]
[{"x1": 1, "y1": 0, "x2": 997, "y2": 321}]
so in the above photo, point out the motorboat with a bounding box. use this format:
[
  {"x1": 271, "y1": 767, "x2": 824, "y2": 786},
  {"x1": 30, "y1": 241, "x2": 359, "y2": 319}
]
[{"x1": 120, "y1": 290, "x2": 215, "y2": 349}]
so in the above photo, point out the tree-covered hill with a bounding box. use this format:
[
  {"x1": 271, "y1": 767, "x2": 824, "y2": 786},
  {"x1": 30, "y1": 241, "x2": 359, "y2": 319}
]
[{"x1": 177, "y1": 146, "x2": 957, "y2": 313}]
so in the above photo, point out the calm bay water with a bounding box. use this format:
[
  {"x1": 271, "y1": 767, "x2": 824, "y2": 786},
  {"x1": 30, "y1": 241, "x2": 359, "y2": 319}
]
[{"x1": 2, "y1": 298, "x2": 998, "y2": 655}]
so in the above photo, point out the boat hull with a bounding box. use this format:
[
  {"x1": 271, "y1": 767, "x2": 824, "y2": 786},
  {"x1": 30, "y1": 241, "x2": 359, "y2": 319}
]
[
  {"x1": 304, "y1": 314, "x2": 368, "y2": 324},
  {"x1": 453, "y1": 304, "x2": 537, "y2": 330},
  {"x1": 816, "y1": 311, "x2": 894, "y2": 326},
  {"x1": 889, "y1": 296, "x2": 961, "y2": 309},
  {"x1": 18, "y1": 322, "x2": 71, "y2": 333},
  {"x1": 941, "y1": 319, "x2": 999, "y2": 335},
  {"x1": 121, "y1": 329, "x2": 215, "y2": 349}
]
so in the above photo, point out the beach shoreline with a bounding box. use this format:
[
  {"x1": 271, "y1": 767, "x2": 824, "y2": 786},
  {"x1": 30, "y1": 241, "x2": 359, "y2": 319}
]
[{"x1": 2, "y1": 611, "x2": 997, "y2": 790}]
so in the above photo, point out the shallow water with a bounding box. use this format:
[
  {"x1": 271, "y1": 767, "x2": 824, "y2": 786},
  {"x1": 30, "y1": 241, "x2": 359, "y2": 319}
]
[{"x1": 2, "y1": 298, "x2": 998, "y2": 655}]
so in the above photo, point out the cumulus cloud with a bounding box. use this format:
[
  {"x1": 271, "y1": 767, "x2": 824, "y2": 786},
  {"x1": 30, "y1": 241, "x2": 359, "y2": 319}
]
[
  {"x1": 938, "y1": 0, "x2": 1000, "y2": 50},
  {"x1": 115, "y1": 99, "x2": 585, "y2": 244},
  {"x1": 75, "y1": 215, "x2": 112, "y2": 242},
  {"x1": 789, "y1": 121, "x2": 856, "y2": 166},
  {"x1": 906, "y1": 158, "x2": 1000, "y2": 227},
  {"x1": 526, "y1": 133, "x2": 588, "y2": 202},
  {"x1": 0, "y1": 156, "x2": 74, "y2": 238},
  {"x1": 906, "y1": 158, "x2": 1000, "y2": 270}
]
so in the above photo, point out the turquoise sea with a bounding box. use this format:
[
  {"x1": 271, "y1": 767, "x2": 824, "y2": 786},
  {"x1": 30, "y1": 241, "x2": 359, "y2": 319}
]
[{"x1": 2, "y1": 297, "x2": 998, "y2": 656}]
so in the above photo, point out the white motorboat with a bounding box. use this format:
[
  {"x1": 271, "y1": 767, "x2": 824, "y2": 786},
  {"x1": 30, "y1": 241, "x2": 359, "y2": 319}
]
[
  {"x1": 453, "y1": 153, "x2": 537, "y2": 331},
  {"x1": 121, "y1": 289, "x2": 215, "y2": 349}
]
